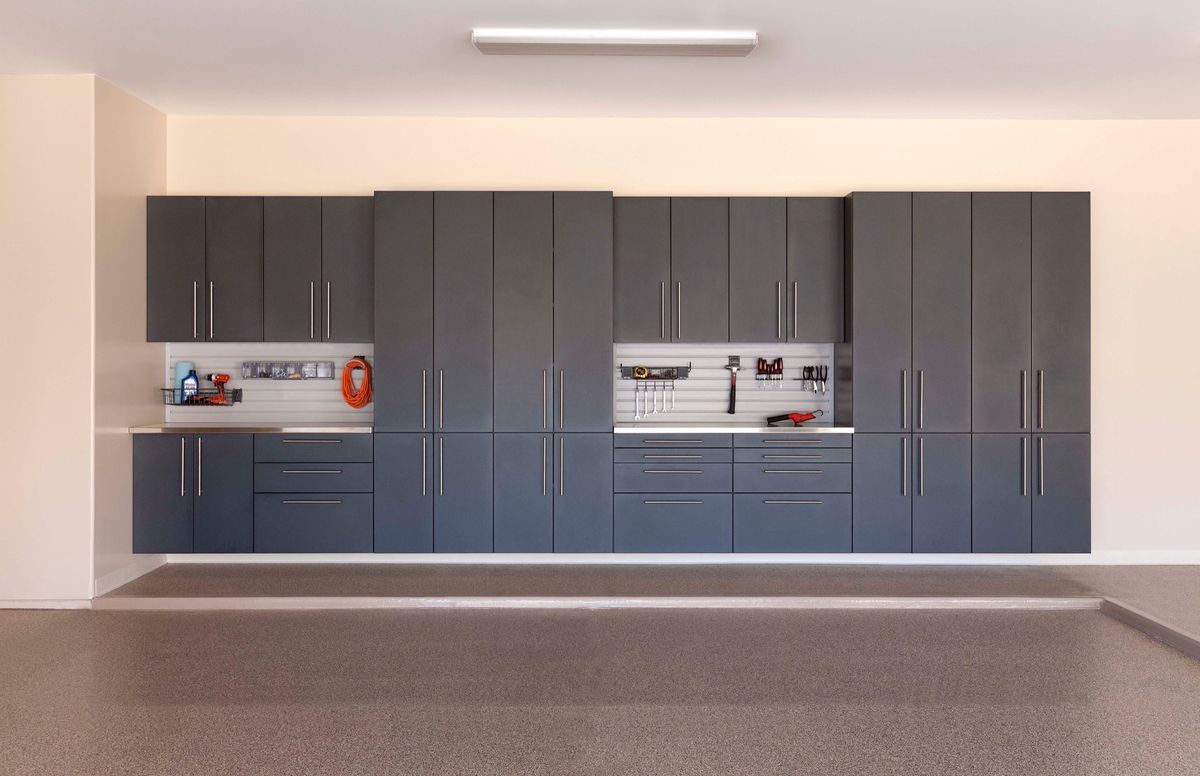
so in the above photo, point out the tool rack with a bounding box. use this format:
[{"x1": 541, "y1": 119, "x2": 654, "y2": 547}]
[{"x1": 619, "y1": 363, "x2": 692, "y2": 419}]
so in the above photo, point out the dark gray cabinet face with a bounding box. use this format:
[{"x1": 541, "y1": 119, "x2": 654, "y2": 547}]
[
  {"x1": 1033, "y1": 434, "x2": 1090, "y2": 552},
  {"x1": 434, "y1": 192, "x2": 493, "y2": 432},
  {"x1": 554, "y1": 192, "x2": 614, "y2": 432},
  {"x1": 193, "y1": 434, "x2": 254, "y2": 553},
  {"x1": 133, "y1": 434, "x2": 194, "y2": 553},
  {"x1": 254, "y1": 494, "x2": 373, "y2": 553},
  {"x1": 1033, "y1": 193, "x2": 1090, "y2": 433},
  {"x1": 374, "y1": 192, "x2": 433, "y2": 433},
  {"x1": 911, "y1": 433, "x2": 971, "y2": 553},
  {"x1": 734, "y1": 494, "x2": 852, "y2": 553},
  {"x1": 434, "y1": 433, "x2": 493, "y2": 552},
  {"x1": 204, "y1": 196, "x2": 264, "y2": 342},
  {"x1": 729, "y1": 197, "x2": 786, "y2": 342},
  {"x1": 614, "y1": 494, "x2": 732, "y2": 552},
  {"x1": 494, "y1": 192, "x2": 554, "y2": 432},
  {"x1": 912, "y1": 193, "x2": 971, "y2": 432},
  {"x1": 322, "y1": 196, "x2": 374, "y2": 343},
  {"x1": 613, "y1": 197, "x2": 671, "y2": 343},
  {"x1": 849, "y1": 193, "x2": 912, "y2": 432},
  {"x1": 972, "y1": 434, "x2": 1032, "y2": 552},
  {"x1": 554, "y1": 433, "x2": 614, "y2": 552},
  {"x1": 147, "y1": 197, "x2": 205, "y2": 342},
  {"x1": 671, "y1": 197, "x2": 729, "y2": 342},
  {"x1": 787, "y1": 197, "x2": 845, "y2": 343},
  {"x1": 263, "y1": 197, "x2": 321, "y2": 342},
  {"x1": 973, "y1": 193, "x2": 1032, "y2": 432},
  {"x1": 852, "y1": 433, "x2": 912, "y2": 552},
  {"x1": 373, "y1": 433, "x2": 433, "y2": 552},
  {"x1": 493, "y1": 433, "x2": 553, "y2": 552}
]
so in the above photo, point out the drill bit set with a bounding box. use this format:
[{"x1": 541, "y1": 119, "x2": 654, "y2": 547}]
[{"x1": 619, "y1": 364, "x2": 691, "y2": 420}]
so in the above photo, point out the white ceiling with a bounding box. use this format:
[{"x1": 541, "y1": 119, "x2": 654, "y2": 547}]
[{"x1": 1, "y1": 0, "x2": 1197, "y2": 117}]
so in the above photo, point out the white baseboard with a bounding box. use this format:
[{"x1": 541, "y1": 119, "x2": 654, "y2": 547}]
[
  {"x1": 94, "y1": 555, "x2": 166, "y2": 597},
  {"x1": 0, "y1": 599, "x2": 91, "y2": 610},
  {"x1": 166, "y1": 551, "x2": 1200, "y2": 565}
]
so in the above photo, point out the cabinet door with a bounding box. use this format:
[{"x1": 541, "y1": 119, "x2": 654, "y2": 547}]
[
  {"x1": 204, "y1": 196, "x2": 263, "y2": 342},
  {"x1": 264, "y1": 197, "x2": 321, "y2": 342},
  {"x1": 1033, "y1": 434, "x2": 1090, "y2": 553},
  {"x1": 554, "y1": 192, "x2": 614, "y2": 431},
  {"x1": 911, "y1": 433, "x2": 971, "y2": 553},
  {"x1": 374, "y1": 192, "x2": 433, "y2": 432},
  {"x1": 374, "y1": 433, "x2": 433, "y2": 552},
  {"x1": 434, "y1": 192, "x2": 493, "y2": 432},
  {"x1": 671, "y1": 197, "x2": 729, "y2": 342},
  {"x1": 972, "y1": 434, "x2": 1032, "y2": 552},
  {"x1": 729, "y1": 197, "x2": 786, "y2": 342},
  {"x1": 133, "y1": 434, "x2": 193, "y2": 553},
  {"x1": 852, "y1": 433, "x2": 912, "y2": 552},
  {"x1": 322, "y1": 196, "x2": 374, "y2": 342},
  {"x1": 494, "y1": 192, "x2": 553, "y2": 432},
  {"x1": 193, "y1": 434, "x2": 254, "y2": 553},
  {"x1": 912, "y1": 193, "x2": 971, "y2": 432},
  {"x1": 973, "y1": 193, "x2": 1032, "y2": 432},
  {"x1": 849, "y1": 193, "x2": 912, "y2": 432},
  {"x1": 147, "y1": 197, "x2": 205, "y2": 342},
  {"x1": 434, "y1": 433, "x2": 493, "y2": 552},
  {"x1": 1033, "y1": 193, "x2": 1090, "y2": 433},
  {"x1": 555, "y1": 433, "x2": 614, "y2": 552},
  {"x1": 787, "y1": 197, "x2": 845, "y2": 343},
  {"x1": 494, "y1": 434, "x2": 553, "y2": 552},
  {"x1": 613, "y1": 197, "x2": 671, "y2": 343}
]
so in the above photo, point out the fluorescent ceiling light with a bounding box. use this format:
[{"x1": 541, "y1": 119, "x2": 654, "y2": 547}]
[{"x1": 471, "y1": 28, "x2": 758, "y2": 57}]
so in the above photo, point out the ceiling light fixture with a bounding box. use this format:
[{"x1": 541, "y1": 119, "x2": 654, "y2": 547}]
[{"x1": 471, "y1": 28, "x2": 758, "y2": 57}]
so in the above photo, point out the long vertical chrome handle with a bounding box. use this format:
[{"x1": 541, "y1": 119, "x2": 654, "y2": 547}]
[
  {"x1": 309, "y1": 281, "x2": 315, "y2": 340},
  {"x1": 1021, "y1": 436, "x2": 1028, "y2": 496},
  {"x1": 325, "y1": 281, "x2": 331, "y2": 340},
  {"x1": 438, "y1": 370, "x2": 444, "y2": 430},
  {"x1": 775, "y1": 281, "x2": 782, "y2": 340},
  {"x1": 208, "y1": 281, "x2": 214, "y2": 339},
  {"x1": 559, "y1": 370, "x2": 565, "y2": 430},
  {"x1": 918, "y1": 436, "x2": 924, "y2": 496},
  {"x1": 901, "y1": 436, "x2": 908, "y2": 496},
  {"x1": 192, "y1": 281, "x2": 198, "y2": 339},
  {"x1": 438, "y1": 436, "x2": 444, "y2": 497},
  {"x1": 901, "y1": 370, "x2": 908, "y2": 430},
  {"x1": 421, "y1": 369, "x2": 427, "y2": 430},
  {"x1": 1038, "y1": 436, "x2": 1045, "y2": 496},
  {"x1": 179, "y1": 437, "x2": 186, "y2": 496},
  {"x1": 918, "y1": 370, "x2": 925, "y2": 430},
  {"x1": 559, "y1": 436, "x2": 565, "y2": 497},
  {"x1": 659, "y1": 281, "x2": 666, "y2": 340},
  {"x1": 197, "y1": 437, "x2": 203, "y2": 497},
  {"x1": 1020, "y1": 370, "x2": 1028, "y2": 429},
  {"x1": 676, "y1": 281, "x2": 682, "y2": 339},
  {"x1": 1037, "y1": 370, "x2": 1044, "y2": 429},
  {"x1": 420, "y1": 436, "x2": 427, "y2": 497},
  {"x1": 792, "y1": 281, "x2": 798, "y2": 339},
  {"x1": 542, "y1": 436, "x2": 548, "y2": 496},
  {"x1": 542, "y1": 369, "x2": 548, "y2": 430}
]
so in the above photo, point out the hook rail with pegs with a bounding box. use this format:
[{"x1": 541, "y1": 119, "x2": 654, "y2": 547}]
[{"x1": 619, "y1": 363, "x2": 691, "y2": 420}]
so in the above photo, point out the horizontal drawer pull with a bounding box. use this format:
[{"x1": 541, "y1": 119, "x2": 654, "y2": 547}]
[
  {"x1": 281, "y1": 439, "x2": 343, "y2": 444},
  {"x1": 281, "y1": 499, "x2": 343, "y2": 505},
  {"x1": 763, "y1": 500, "x2": 824, "y2": 505},
  {"x1": 643, "y1": 469, "x2": 704, "y2": 474},
  {"x1": 763, "y1": 469, "x2": 823, "y2": 474},
  {"x1": 643, "y1": 500, "x2": 705, "y2": 505},
  {"x1": 762, "y1": 439, "x2": 822, "y2": 444},
  {"x1": 642, "y1": 454, "x2": 704, "y2": 459},
  {"x1": 642, "y1": 439, "x2": 704, "y2": 444},
  {"x1": 762, "y1": 454, "x2": 822, "y2": 460},
  {"x1": 280, "y1": 469, "x2": 343, "y2": 474}
]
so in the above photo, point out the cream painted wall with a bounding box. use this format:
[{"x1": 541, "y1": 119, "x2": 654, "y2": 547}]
[
  {"x1": 169, "y1": 116, "x2": 1200, "y2": 556},
  {"x1": 93, "y1": 78, "x2": 167, "y2": 594},
  {"x1": 0, "y1": 75, "x2": 96, "y2": 601}
]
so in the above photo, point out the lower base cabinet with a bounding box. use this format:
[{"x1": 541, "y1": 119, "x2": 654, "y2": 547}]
[
  {"x1": 494, "y1": 434, "x2": 553, "y2": 552},
  {"x1": 193, "y1": 434, "x2": 254, "y2": 553},
  {"x1": 554, "y1": 433, "x2": 614, "y2": 552},
  {"x1": 254, "y1": 494, "x2": 374, "y2": 552},
  {"x1": 734, "y1": 494, "x2": 851, "y2": 552},
  {"x1": 972, "y1": 434, "x2": 1032, "y2": 552},
  {"x1": 912, "y1": 434, "x2": 971, "y2": 553},
  {"x1": 374, "y1": 433, "x2": 433, "y2": 552},
  {"x1": 1033, "y1": 433, "x2": 1090, "y2": 553},
  {"x1": 852, "y1": 434, "x2": 912, "y2": 552},
  {"x1": 615, "y1": 495, "x2": 732, "y2": 552},
  {"x1": 433, "y1": 433, "x2": 493, "y2": 552}
]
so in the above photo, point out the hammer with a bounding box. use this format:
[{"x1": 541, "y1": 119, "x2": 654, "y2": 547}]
[{"x1": 724, "y1": 356, "x2": 740, "y2": 414}]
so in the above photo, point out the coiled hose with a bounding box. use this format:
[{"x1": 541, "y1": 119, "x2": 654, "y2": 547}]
[{"x1": 341, "y1": 356, "x2": 373, "y2": 409}]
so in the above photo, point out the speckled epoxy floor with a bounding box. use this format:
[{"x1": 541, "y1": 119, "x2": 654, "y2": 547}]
[{"x1": 2, "y1": 607, "x2": 1199, "y2": 775}]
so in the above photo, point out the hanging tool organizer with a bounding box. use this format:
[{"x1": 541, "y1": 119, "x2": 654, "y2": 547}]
[{"x1": 619, "y1": 363, "x2": 692, "y2": 420}]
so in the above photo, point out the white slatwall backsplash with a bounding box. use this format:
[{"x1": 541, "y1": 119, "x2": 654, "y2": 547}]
[
  {"x1": 613, "y1": 343, "x2": 835, "y2": 426},
  {"x1": 164, "y1": 343, "x2": 375, "y2": 424}
]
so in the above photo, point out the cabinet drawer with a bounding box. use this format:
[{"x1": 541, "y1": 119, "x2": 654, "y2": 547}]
[
  {"x1": 615, "y1": 463, "x2": 731, "y2": 493},
  {"x1": 734, "y1": 448, "x2": 852, "y2": 464},
  {"x1": 254, "y1": 493, "x2": 373, "y2": 552},
  {"x1": 254, "y1": 434, "x2": 373, "y2": 463},
  {"x1": 734, "y1": 463, "x2": 852, "y2": 493},
  {"x1": 254, "y1": 463, "x2": 373, "y2": 493},
  {"x1": 734, "y1": 433, "x2": 852, "y2": 449},
  {"x1": 614, "y1": 494, "x2": 732, "y2": 553},
  {"x1": 614, "y1": 448, "x2": 732, "y2": 464},
  {"x1": 614, "y1": 433, "x2": 732, "y2": 449},
  {"x1": 734, "y1": 494, "x2": 851, "y2": 552}
]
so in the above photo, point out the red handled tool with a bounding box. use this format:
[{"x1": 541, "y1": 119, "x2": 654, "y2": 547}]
[{"x1": 767, "y1": 409, "x2": 825, "y2": 426}]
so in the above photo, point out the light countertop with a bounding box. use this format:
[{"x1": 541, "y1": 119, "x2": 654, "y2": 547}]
[
  {"x1": 130, "y1": 423, "x2": 374, "y2": 434},
  {"x1": 613, "y1": 424, "x2": 853, "y2": 434}
]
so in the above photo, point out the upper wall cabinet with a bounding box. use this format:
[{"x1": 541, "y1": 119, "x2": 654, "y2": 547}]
[
  {"x1": 264, "y1": 197, "x2": 322, "y2": 342},
  {"x1": 729, "y1": 197, "x2": 786, "y2": 342},
  {"x1": 205, "y1": 197, "x2": 264, "y2": 342},
  {"x1": 787, "y1": 197, "x2": 845, "y2": 343},
  {"x1": 614, "y1": 197, "x2": 671, "y2": 343},
  {"x1": 671, "y1": 197, "x2": 729, "y2": 342},
  {"x1": 147, "y1": 197, "x2": 206, "y2": 342},
  {"x1": 322, "y1": 196, "x2": 374, "y2": 343}
]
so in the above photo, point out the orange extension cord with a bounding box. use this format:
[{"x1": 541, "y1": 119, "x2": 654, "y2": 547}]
[{"x1": 341, "y1": 356, "x2": 373, "y2": 408}]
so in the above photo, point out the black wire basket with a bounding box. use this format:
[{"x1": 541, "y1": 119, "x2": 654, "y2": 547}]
[{"x1": 161, "y1": 387, "x2": 243, "y2": 407}]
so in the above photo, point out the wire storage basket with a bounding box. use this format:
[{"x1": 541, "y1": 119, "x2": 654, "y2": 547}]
[{"x1": 161, "y1": 387, "x2": 243, "y2": 407}]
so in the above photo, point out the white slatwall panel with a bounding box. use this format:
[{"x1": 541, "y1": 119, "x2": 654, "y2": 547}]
[
  {"x1": 164, "y1": 343, "x2": 375, "y2": 424},
  {"x1": 613, "y1": 343, "x2": 835, "y2": 426}
]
